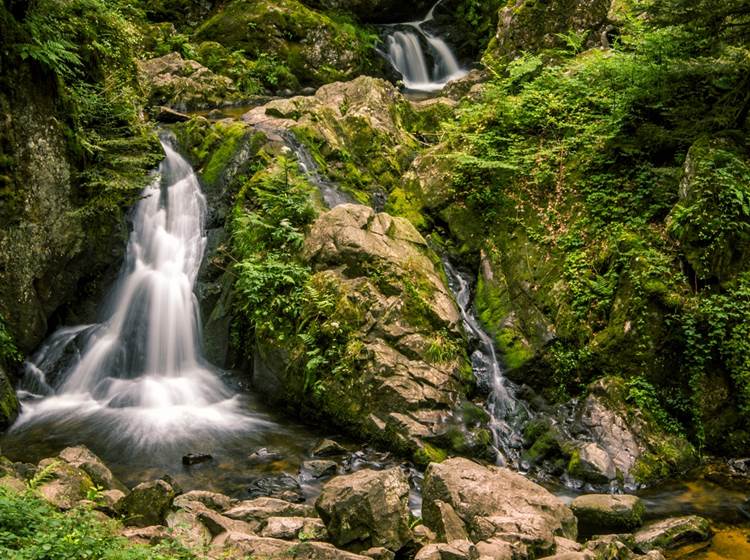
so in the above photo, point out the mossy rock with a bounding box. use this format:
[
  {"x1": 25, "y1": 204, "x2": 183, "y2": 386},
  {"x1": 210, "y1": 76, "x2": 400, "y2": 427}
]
[{"x1": 571, "y1": 494, "x2": 645, "y2": 536}]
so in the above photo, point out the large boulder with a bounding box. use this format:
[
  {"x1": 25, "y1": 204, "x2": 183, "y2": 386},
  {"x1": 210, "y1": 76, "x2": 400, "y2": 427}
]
[
  {"x1": 57, "y1": 445, "x2": 127, "y2": 493},
  {"x1": 485, "y1": 0, "x2": 613, "y2": 63},
  {"x1": 194, "y1": 0, "x2": 384, "y2": 88},
  {"x1": 315, "y1": 467, "x2": 412, "y2": 551},
  {"x1": 138, "y1": 52, "x2": 237, "y2": 111},
  {"x1": 570, "y1": 494, "x2": 644, "y2": 536},
  {"x1": 34, "y1": 458, "x2": 95, "y2": 510},
  {"x1": 422, "y1": 458, "x2": 576, "y2": 558},
  {"x1": 0, "y1": 364, "x2": 18, "y2": 428},
  {"x1": 115, "y1": 479, "x2": 176, "y2": 527}
]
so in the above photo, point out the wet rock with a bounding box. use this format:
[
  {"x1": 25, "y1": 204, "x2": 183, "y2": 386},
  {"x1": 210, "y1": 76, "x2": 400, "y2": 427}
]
[
  {"x1": 248, "y1": 473, "x2": 305, "y2": 503},
  {"x1": 261, "y1": 516, "x2": 327, "y2": 540},
  {"x1": 633, "y1": 515, "x2": 712, "y2": 553},
  {"x1": 173, "y1": 490, "x2": 235, "y2": 512},
  {"x1": 35, "y1": 458, "x2": 94, "y2": 510},
  {"x1": 115, "y1": 479, "x2": 176, "y2": 527},
  {"x1": 414, "y1": 540, "x2": 479, "y2": 560},
  {"x1": 569, "y1": 443, "x2": 617, "y2": 484},
  {"x1": 100, "y1": 489, "x2": 127, "y2": 511},
  {"x1": 58, "y1": 445, "x2": 127, "y2": 492},
  {"x1": 422, "y1": 458, "x2": 576, "y2": 557},
  {"x1": 182, "y1": 452, "x2": 213, "y2": 466},
  {"x1": 0, "y1": 365, "x2": 19, "y2": 428},
  {"x1": 303, "y1": 459, "x2": 339, "y2": 479},
  {"x1": 248, "y1": 447, "x2": 285, "y2": 464},
  {"x1": 316, "y1": 467, "x2": 412, "y2": 551},
  {"x1": 312, "y1": 439, "x2": 348, "y2": 457},
  {"x1": 224, "y1": 496, "x2": 316, "y2": 529},
  {"x1": 571, "y1": 494, "x2": 645, "y2": 535}
]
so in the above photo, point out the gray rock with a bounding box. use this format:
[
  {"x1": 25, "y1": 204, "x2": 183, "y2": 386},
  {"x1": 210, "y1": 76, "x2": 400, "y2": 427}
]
[
  {"x1": 248, "y1": 473, "x2": 304, "y2": 503},
  {"x1": 571, "y1": 494, "x2": 645, "y2": 535},
  {"x1": 224, "y1": 496, "x2": 316, "y2": 530},
  {"x1": 312, "y1": 439, "x2": 348, "y2": 457},
  {"x1": 422, "y1": 458, "x2": 576, "y2": 557},
  {"x1": 165, "y1": 509, "x2": 212, "y2": 550},
  {"x1": 303, "y1": 459, "x2": 339, "y2": 479},
  {"x1": 58, "y1": 445, "x2": 127, "y2": 493},
  {"x1": 633, "y1": 515, "x2": 712, "y2": 552},
  {"x1": 414, "y1": 540, "x2": 479, "y2": 560},
  {"x1": 261, "y1": 516, "x2": 327, "y2": 540},
  {"x1": 121, "y1": 525, "x2": 170, "y2": 546},
  {"x1": 173, "y1": 490, "x2": 235, "y2": 512},
  {"x1": 316, "y1": 467, "x2": 412, "y2": 551}
]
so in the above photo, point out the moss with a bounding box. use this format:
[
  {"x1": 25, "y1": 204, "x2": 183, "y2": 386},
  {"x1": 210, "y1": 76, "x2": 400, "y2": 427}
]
[
  {"x1": 414, "y1": 443, "x2": 449, "y2": 468},
  {"x1": 201, "y1": 121, "x2": 249, "y2": 187}
]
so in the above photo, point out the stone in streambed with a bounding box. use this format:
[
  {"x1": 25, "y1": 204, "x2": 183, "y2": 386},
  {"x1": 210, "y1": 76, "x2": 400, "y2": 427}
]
[
  {"x1": 312, "y1": 439, "x2": 348, "y2": 457},
  {"x1": 248, "y1": 447, "x2": 285, "y2": 464},
  {"x1": 182, "y1": 452, "x2": 213, "y2": 465},
  {"x1": 414, "y1": 541, "x2": 479, "y2": 560},
  {"x1": 248, "y1": 473, "x2": 305, "y2": 503},
  {"x1": 173, "y1": 489, "x2": 235, "y2": 512},
  {"x1": 303, "y1": 459, "x2": 338, "y2": 479},
  {"x1": 633, "y1": 515, "x2": 712, "y2": 553},
  {"x1": 316, "y1": 467, "x2": 412, "y2": 551},
  {"x1": 571, "y1": 494, "x2": 645, "y2": 535},
  {"x1": 115, "y1": 479, "x2": 175, "y2": 527},
  {"x1": 223, "y1": 496, "x2": 316, "y2": 530}
]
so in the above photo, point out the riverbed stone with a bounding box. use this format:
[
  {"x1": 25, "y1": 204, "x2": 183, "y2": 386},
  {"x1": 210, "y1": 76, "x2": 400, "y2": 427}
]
[
  {"x1": 312, "y1": 439, "x2": 348, "y2": 457},
  {"x1": 316, "y1": 467, "x2": 412, "y2": 551},
  {"x1": 571, "y1": 494, "x2": 645, "y2": 535},
  {"x1": 121, "y1": 525, "x2": 170, "y2": 546},
  {"x1": 34, "y1": 458, "x2": 95, "y2": 510},
  {"x1": 115, "y1": 479, "x2": 175, "y2": 527},
  {"x1": 422, "y1": 458, "x2": 576, "y2": 557},
  {"x1": 212, "y1": 532, "x2": 371, "y2": 559},
  {"x1": 166, "y1": 509, "x2": 213, "y2": 550},
  {"x1": 633, "y1": 515, "x2": 712, "y2": 553},
  {"x1": 58, "y1": 445, "x2": 127, "y2": 493},
  {"x1": 303, "y1": 459, "x2": 339, "y2": 479}
]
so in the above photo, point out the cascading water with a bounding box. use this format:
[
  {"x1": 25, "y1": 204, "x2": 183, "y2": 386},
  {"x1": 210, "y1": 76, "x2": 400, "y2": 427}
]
[
  {"x1": 9, "y1": 138, "x2": 261, "y2": 451},
  {"x1": 443, "y1": 260, "x2": 528, "y2": 467},
  {"x1": 383, "y1": 0, "x2": 467, "y2": 92}
]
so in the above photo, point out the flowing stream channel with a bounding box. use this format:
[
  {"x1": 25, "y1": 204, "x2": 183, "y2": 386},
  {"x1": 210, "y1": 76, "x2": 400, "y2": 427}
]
[{"x1": 382, "y1": 0, "x2": 467, "y2": 92}]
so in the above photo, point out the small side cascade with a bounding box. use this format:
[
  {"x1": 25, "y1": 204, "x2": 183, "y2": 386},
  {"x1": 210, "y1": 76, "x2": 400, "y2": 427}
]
[
  {"x1": 382, "y1": 0, "x2": 468, "y2": 92},
  {"x1": 277, "y1": 129, "x2": 355, "y2": 209},
  {"x1": 443, "y1": 259, "x2": 529, "y2": 467}
]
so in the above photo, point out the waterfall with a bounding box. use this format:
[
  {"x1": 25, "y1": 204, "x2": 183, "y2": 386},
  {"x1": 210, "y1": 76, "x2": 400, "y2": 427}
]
[
  {"x1": 383, "y1": 0, "x2": 467, "y2": 92},
  {"x1": 443, "y1": 259, "x2": 528, "y2": 467},
  {"x1": 11, "y1": 138, "x2": 257, "y2": 448}
]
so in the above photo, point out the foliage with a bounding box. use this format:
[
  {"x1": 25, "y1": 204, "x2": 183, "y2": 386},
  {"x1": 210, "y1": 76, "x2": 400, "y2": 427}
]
[
  {"x1": 0, "y1": 315, "x2": 21, "y2": 364},
  {"x1": 441, "y1": 0, "x2": 750, "y2": 451},
  {"x1": 0, "y1": 487, "x2": 195, "y2": 559}
]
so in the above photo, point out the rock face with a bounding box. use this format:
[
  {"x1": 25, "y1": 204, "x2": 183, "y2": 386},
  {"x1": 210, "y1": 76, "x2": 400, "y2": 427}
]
[
  {"x1": 315, "y1": 467, "x2": 412, "y2": 551},
  {"x1": 422, "y1": 458, "x2": 577, "y2": 558},
  {"x1": 138, "y1": 52, "x2": 237, "y2": 111},
  {"x1": 485, "y1": 0, "x2": 613, "y2": 62},
  {"x1": 0, "y1": 364, "x2": 18, "y2": 428},
  {"x1": 568, "y1": 378, "x2": 697, "y2": 486},
  {"x1": 570, "y1": 494, "x2": 644, "y2": 535},
  {"x1": 253, "y1": 202, "x2": 479, "y2": 461}
]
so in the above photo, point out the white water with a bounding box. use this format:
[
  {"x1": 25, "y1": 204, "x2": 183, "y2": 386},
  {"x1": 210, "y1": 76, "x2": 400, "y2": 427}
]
[
  {"x1": 12, "y1": 139, "x2": 259, "y2": 448},
  {"x1": 384, "y1": 0, "x2": 467, "y2": 92},
  {"x1": 443, "y1": 260, "x2": 527, "y2": 466}
]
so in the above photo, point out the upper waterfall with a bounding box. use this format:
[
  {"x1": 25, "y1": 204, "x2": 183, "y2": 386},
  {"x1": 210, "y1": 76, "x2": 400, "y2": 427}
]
[{"x1": 383, "y1": 0, "x2": 467, "y2": 92}]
